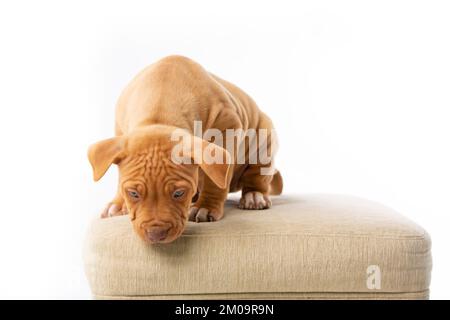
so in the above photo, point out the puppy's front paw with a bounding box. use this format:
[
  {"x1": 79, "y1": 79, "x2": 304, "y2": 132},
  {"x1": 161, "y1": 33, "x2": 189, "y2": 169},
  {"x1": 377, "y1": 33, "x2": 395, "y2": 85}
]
[
  {"x1": 189, "y1": 207, "x2": 223, "y2": 223},
  {"x1": 101, "y1": 202, "x2": 128, "y2": 218},
  {"x1": 238, "y1": 191, "x2": 272, "y2": 210}
]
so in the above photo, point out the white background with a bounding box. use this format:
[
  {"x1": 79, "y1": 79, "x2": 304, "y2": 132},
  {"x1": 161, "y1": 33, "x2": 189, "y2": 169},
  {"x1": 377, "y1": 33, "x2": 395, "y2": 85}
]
[{"x1": 0, "y1": 0, "x2": 449, "y2": 299}]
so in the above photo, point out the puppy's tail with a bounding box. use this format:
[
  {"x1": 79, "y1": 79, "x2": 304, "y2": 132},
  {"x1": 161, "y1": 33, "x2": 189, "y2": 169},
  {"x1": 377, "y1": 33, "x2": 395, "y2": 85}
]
[{"x1": 269, "y1": 170, "x2": 283, "y2": 195}]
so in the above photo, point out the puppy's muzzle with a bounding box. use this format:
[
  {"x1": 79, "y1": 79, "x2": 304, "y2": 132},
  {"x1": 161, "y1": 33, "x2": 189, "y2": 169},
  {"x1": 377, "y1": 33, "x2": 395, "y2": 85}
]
[{"x1": 145, "y1": 225, "x2": 171, "y2": 243}]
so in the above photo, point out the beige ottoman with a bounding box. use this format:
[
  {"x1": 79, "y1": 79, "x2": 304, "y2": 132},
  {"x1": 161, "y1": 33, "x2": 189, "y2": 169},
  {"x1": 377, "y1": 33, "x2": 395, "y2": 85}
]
[{"x1": 83, "y1": 194, "x2": 432, "y2": 299}]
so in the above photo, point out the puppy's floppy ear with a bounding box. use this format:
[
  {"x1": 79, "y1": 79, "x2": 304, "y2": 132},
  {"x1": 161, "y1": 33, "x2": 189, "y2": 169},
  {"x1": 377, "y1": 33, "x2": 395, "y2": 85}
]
[
  {"x1": 88, "y1": 137, "x2": 125, "y2": 181},
  {"x1": 191, "y1": 136, "x2": 231, "y2": 189}
]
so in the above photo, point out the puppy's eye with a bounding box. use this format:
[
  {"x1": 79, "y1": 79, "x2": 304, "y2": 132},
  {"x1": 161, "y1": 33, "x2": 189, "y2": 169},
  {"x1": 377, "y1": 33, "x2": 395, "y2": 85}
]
[
  {"x1": 127, "y1": 189, "x2": 140, "y2": 200},
  {"x1": 172, "y1": 189, "x2": 185, "y2": 200}
]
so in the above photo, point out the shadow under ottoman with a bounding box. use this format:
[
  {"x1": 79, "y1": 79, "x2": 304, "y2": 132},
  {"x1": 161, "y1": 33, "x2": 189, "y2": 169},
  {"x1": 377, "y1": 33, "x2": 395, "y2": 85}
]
[{"x1": 83, "y1": 194, "x2": 432, "y2": 299}]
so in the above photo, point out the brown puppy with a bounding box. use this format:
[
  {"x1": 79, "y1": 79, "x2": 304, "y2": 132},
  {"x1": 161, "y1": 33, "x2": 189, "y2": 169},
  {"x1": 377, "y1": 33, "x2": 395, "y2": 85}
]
[{"x1": 88, "y1": 55, "x2": 282, "y2": 244}]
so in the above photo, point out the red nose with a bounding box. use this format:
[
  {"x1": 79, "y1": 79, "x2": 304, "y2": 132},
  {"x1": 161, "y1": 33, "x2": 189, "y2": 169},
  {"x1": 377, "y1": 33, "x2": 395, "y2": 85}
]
[{"x1": 146, "y1": 226, "x2": 170, "y2": 242}]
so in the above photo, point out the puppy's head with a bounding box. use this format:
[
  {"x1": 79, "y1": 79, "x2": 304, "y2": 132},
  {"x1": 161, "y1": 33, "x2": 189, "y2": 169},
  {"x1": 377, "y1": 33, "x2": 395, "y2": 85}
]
[{"x1": 88, "y1": 125, "x2": 230, "y2": 244}]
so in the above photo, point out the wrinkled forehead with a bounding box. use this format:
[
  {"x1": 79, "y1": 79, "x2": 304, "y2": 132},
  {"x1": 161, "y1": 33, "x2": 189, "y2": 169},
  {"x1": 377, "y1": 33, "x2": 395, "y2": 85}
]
[{"x1": 119, "y1": 147, "x2": 197, "y2": 188}]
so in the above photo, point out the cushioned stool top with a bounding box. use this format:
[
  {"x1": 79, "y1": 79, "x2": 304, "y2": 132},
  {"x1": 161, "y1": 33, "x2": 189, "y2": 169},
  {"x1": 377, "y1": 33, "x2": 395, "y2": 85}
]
[{"x1": 83, "y1": 194, "x2": 432, "y2": 299}]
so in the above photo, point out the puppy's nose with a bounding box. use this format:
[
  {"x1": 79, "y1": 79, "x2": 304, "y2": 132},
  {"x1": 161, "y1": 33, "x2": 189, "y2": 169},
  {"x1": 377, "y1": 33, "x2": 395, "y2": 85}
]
[{"x1": 146, "y1": 226, "x2": 170, "y2": 242}]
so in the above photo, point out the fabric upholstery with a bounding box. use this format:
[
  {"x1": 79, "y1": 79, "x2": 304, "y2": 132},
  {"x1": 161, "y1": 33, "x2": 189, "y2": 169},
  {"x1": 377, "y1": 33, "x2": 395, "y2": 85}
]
[{"x1": 83, "y1": 194, "x2": 432, "y2": 299}]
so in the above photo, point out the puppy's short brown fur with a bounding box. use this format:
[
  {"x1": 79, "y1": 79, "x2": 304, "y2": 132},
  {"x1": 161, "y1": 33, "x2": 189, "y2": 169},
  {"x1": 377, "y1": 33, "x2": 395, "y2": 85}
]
[{"x1": 88, "y1": 55, "x2": 282, "y2": 244}]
